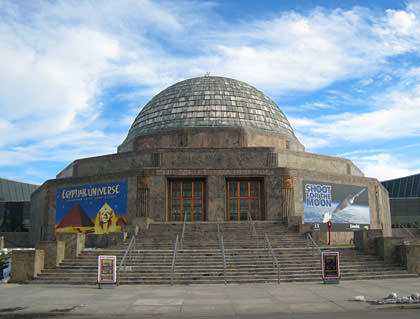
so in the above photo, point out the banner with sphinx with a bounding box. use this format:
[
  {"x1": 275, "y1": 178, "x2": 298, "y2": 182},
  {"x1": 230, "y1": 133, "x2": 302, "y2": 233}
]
[
  {"x1": 55, "y1": 181, "x2": 128, "y2": 234},
  {"x1": 303, "y1": 181, "x2": 370, "y2": 231}
]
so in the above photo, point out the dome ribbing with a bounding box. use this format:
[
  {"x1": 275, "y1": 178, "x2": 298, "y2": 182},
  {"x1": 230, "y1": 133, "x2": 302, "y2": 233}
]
[{"x1": 120, "y1": 76, "x2": 299, "y2": 149}]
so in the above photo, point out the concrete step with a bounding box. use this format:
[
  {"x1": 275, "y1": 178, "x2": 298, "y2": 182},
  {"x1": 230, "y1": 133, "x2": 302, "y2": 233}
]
[{"x1": 32, "y1": 221, "x2": 415, "y2": 285}]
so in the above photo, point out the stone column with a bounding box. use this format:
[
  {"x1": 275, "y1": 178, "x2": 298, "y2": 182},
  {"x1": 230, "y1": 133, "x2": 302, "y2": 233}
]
[
  {"x1": 207, "y1": 176, "x2": 225, "y2": 221},
  {"x1": 281, "y1": 176, "x2": 295, "y2": 220}
]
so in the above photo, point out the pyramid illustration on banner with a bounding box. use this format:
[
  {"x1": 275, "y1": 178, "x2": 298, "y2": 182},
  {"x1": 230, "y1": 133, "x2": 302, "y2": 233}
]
[{"x1": 56, "y1": 203, "x2": 94, "y2": 233}]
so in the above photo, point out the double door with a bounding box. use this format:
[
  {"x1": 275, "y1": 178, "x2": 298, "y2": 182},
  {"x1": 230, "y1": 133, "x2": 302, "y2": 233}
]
[
  {"x1": 169, "y1": 181, "x2": 204, "y2": 221},
  {"x1": 227, "y1": 181, "x2": 262, "y2": 221}
]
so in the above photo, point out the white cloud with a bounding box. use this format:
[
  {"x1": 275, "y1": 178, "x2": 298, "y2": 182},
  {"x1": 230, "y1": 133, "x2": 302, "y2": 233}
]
[
  {"x1": 202, "y1": 4, "x2": 420, "y2": 92},
  {"x1": 348, "y1": 152, "x2": 420, "y2": 180},
  {"x1": 294, "y1": 82, "x2": 420, "y2": 145},
  {"x1": 2, "y1": 0, "x2": 420, "y2": 182}
]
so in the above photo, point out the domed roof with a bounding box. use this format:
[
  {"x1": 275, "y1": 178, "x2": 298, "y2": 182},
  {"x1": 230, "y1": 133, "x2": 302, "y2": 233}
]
[{"x1": 121, "y1": 76, "x2": 298, "y2": 148}]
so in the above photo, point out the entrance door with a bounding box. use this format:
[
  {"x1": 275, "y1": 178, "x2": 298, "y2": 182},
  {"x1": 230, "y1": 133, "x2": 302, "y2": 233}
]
[
  {"x1": 227, "y1": 180, "x2": 262, "y2": 221},
  {"x1": 169, "y1": 180, "x2": 205, "y2": 221}
]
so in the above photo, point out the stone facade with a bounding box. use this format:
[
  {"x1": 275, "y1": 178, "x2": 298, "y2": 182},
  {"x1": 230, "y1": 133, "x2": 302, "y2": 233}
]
[{"x1": 29, "y1": 76, "x2": 392, "y2": 244}]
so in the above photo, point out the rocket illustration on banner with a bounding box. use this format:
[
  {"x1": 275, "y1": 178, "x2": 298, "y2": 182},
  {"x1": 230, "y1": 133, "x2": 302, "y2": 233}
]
[{"x1": 322, "y1": 188, "x2": 366, "y2": 223}]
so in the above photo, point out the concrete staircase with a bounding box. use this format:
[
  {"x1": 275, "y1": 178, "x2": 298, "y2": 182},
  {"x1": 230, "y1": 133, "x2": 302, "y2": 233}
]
[{"x1": 32, "y1": 221, "x2": 417, "y2": 284}]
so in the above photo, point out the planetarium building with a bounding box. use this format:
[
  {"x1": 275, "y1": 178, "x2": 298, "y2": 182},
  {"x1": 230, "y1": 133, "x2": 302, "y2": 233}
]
[{"x1": 30, "y1": 76, "x2": 392, "y2": 244}]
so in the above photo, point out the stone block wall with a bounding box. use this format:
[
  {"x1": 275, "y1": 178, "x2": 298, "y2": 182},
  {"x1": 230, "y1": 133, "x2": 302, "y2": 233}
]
[
  {"x1": 399, "y1": 244, "x2": 420, "y2": 274},
  {"x1": 376, "y1": 237, "x2": 405, "y2": 263},
  {"x1": 10, "y1": 250, "x2": 44, "y2": 282},
  {"x1": 354, "y1": 230, "x2": 383, "y2": 255},
  {"x1": 311, "y1": 231, "x2": 354, "y2": 245},
  {"x1": 56, "y1": 233, "x2": 85, "y2": 259},
  {"x1": 34, "y1": 241, "x2": 65, "y2": 269}
]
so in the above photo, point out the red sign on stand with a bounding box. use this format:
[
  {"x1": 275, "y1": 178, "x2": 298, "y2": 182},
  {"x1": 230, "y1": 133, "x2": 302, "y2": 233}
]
[
  {"x1": 98, "y1": 255, "x2": 116, "y2": 287},
  {"x1": 322, "y1": 251, "x2": 340, "y2": 284}
]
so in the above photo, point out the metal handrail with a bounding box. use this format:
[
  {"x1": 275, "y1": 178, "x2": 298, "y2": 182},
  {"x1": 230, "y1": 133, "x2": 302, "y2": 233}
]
[
  {"x1": 264, "y1": 233, "x2": 280, "y2": 284},
  {"x1": 180, "y1": 212, "x2": 187, "y2": 248},
  {"x1": 398, "y1": 223, "x2": 418, "y2": 242},
  {"x1": 246, "y1": 211, "x2": 259, "y2": 247},
  {"x1": 170, "y1": 234, "x2": 179, "y2": 285},
  {"x1": 117, "y1": 235, "x2": 136, "y2": 285},
  {"x1": 220, "y1": 234, "x2": 227, "y2": 284},
  {"x1": 215, "y1": 217, "x2": 227, "y2": 284},
  {"x1": 306, "y1": 233, "x2": 325, "y2": 277},
  {"x1": 306, "y1": 233, "x2": 322, "y2": 256}
]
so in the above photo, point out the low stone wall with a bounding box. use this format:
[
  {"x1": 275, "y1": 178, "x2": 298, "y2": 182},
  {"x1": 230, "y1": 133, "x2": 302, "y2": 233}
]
[
  {"x1": 9, "y1": 250, "x2": 44, "y2": 282},
  {"x1": 35, "y1": 241, "x2": 65, "y2": 269},
  {"x1": 397, "y1": 244, "x2": 420, "y2": 274},
  {"x1": 311, "y1": 231, "x2": 354, "y2": 245},
  {"x1": 354, "y1": 230, "x2": 383, "y2": 254},
  {"x1": 85, "y1": 232, "x2": 127, "y2": 248},
  {"x1": 56, "y1": 233, "x2": 85, "y2": 259},
  {"x1": 376, "y1": 237, "x2": 405, "y2": 263}
]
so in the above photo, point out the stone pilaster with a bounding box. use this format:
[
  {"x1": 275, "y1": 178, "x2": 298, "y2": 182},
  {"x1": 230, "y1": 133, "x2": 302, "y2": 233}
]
[{"x1": 281, "y1": 175, "x2": 294, "y2": 219}]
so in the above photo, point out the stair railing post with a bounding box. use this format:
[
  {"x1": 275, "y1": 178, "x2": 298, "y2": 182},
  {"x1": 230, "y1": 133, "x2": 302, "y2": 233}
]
[{"x1": 171, "y1": 234, "x2": 179, "y2": 285}]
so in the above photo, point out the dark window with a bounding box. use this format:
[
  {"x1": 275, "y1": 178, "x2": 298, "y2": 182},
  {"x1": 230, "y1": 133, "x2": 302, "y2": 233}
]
[{"x1": 0, "y1": 202, "x2": 30, "y2": 232}]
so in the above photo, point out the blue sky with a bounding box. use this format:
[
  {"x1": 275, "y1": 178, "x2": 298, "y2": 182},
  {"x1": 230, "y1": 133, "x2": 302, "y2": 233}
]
[{"x1": 1, "y1": 0, "x2": 420, "y2": 185}]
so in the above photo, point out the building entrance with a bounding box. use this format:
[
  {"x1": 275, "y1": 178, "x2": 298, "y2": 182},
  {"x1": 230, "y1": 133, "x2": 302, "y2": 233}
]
[
  {"x1": 169, "y1": 180, "x2": 205, "y2": 221},
  {"x1": 227, "y1": 180, "x2": 262, "y2": 221}
]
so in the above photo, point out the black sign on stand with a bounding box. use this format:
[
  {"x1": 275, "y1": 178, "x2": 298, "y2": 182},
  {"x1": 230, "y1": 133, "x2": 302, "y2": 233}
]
[
  {"x1": 322, "y1": 252, "x2": 340, "y2": 284},
  {"x1": 98, "y1": 255, "x2": 116, "y2": 288}
]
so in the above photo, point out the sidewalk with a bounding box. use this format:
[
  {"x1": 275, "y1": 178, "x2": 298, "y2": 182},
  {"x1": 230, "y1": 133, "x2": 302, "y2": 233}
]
[{"x1": 0, "y1": 278, "x2": 419, "y2": 317}]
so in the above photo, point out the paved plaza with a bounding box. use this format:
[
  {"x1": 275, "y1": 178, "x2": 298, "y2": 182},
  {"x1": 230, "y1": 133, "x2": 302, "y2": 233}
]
[{"x1": 0, "y1": 278, "x2": 419, "y2": 318}]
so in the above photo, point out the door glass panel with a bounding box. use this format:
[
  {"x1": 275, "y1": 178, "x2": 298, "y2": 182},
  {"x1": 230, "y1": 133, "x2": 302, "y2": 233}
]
[
  {"x1": 251, "y1": 199, "x2": 259, "y2": 220},
  {"x1": 229, "y1": 182, "x2": 237, "y2": 197},
  {"x1": 172, "y1": 183, "x2": 181, "y2": 197},
  {"x1": 250, "y1": 182, "x2": 259, "y2": 197},
  {"x1": 172, "y1": 199, "x2": 181, "y2": 221},
  {"x1": 230, "y1": 199, "x2": 238, "y2": 220},
  {"x1": 193, "y1": 199, "x2": 202, "y2": 221},
  {"x1": 183, "y1": 182, "x2": 192, "y2": 197},
  {"x1": 193, "y1": 183, "x2": 202, "y2": 197},
  {"x1": 240, "y1": 199, "x2": 248, "y2": 220},
  {"x1": 240, "y1": 182, "x2": 248, "y2": 197},
  {"x1": 183, "y1": 199, "x2": 191, "y2": 221}
]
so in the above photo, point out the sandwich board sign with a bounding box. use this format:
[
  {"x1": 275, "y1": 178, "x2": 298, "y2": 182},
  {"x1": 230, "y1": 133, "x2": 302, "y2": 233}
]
[
  {"x1": 322, "y1": 251, "x2": 340, "y2": 284},
  {"x1": 98, "y1": 255, "x2": 116, "y2": 288}
]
